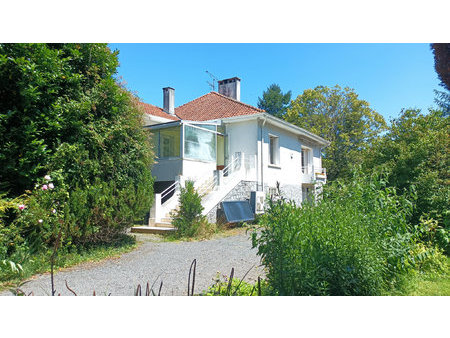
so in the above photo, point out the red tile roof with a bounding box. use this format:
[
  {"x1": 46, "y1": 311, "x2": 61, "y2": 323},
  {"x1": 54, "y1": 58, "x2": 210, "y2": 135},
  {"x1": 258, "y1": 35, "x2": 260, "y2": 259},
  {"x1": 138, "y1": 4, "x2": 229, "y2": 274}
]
[
  {"x1": 137, "y1": 101, "x2": 179, "y2": 121},
  {"x1": 174, "y1": 92, "x2": 264, "y2": 121},
  {"x1": 140, "y1": 91, "x2": 264, "y2": 122}
]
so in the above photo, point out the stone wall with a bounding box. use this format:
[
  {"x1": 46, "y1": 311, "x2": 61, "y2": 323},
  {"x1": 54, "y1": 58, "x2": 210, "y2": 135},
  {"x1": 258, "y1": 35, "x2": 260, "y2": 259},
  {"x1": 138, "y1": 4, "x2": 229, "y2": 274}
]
[
  {"x1": 205, "y1": 180, "x2": 303, "y2": 223},
  {"x1": 206, "y1": 180, "x2": 257, "y2": 223},
  {"x1": 278, "y1": 183, "x2": 303, "y2": 206}
]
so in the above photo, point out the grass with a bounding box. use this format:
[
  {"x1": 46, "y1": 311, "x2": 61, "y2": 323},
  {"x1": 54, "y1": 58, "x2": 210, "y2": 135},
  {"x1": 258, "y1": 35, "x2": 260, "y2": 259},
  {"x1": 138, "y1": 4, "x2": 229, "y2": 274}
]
[
  {"x1": 404, "y1": 257, "x2": 450, "y2": 296},
  {"x1": 386, "y1": 257, "x2": 450, "y2": 296},
  {"x1": 0, "y1": 234, "x2": 137, "y2": 292}
]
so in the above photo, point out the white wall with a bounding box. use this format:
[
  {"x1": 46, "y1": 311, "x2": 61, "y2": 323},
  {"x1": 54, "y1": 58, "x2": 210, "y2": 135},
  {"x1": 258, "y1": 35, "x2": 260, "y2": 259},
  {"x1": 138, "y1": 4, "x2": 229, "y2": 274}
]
[
  {"x1": 152, "y1": 118, "x2": 324, "y2": 188},
  {"x1": 258, "y1": 121, "x2": 323, "y2": 188},
  {"x1": 226, "y1": 120, "x2": 258, "y2": 161},
  {"x1": 182, "y1": 159, "x2": 217, "y2": 182}
]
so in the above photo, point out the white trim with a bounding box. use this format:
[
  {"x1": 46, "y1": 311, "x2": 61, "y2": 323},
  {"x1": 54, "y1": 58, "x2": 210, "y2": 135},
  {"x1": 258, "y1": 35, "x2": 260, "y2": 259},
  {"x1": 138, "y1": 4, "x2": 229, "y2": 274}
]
[
  {"x1": 143, "y1": 114, "x2": 178, "y2": 125},
  {"x1": 216, "y1": 113, "x2": 330, "y2": 147},
  {"x1": 268, "y1": 133, "x2": 280, "y2": 166}
]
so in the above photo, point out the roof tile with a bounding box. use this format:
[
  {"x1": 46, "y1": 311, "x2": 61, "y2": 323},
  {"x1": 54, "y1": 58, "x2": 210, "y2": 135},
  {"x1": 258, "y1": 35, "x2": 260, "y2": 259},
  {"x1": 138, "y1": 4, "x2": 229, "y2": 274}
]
[
  {"x1": 175, "y1": 92, "x2": 264, "y2": 121},
  {"x1": 137, "y1": 101, "x2": 179, "y2": 121}
]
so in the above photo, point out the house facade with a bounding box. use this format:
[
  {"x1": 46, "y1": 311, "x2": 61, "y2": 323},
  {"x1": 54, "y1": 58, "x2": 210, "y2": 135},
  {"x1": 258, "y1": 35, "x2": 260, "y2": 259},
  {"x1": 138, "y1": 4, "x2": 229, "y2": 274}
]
[{"x1": 139, "y1": 77, "x2": 329, "y2": 227}]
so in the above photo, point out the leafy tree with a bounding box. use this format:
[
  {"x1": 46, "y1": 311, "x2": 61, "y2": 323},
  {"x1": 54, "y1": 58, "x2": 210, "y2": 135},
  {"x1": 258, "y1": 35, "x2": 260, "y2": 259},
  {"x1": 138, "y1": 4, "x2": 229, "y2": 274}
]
[
  {"x1": 362, "y1": 108, "x2": 449, "y2": 252},
  {"x1": 257, "y1": 84, "x2": 291, "y2": 118},
  {"x1": 0, "y1": 43, "x2": 153, "y2": 244},
  {"x1": 430, "y1": 43, "x2": 450, "y2": 91},
  {"x1": 285, "y1": 85, "x2": 386, "y2": 181},
  {"x1": 433, "y1": 89, "x2": 450, "y2": 115}
]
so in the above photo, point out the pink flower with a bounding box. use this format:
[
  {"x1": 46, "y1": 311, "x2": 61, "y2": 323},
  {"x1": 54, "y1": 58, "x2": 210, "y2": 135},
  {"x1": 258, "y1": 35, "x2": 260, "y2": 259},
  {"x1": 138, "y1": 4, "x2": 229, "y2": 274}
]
[
  {"x1": 38, "y1": 219, "x2": 43, "y2": 224},
  {"x1": 44, "y1": 175, "x2": 51, "y2": 181},
  {"x1": 42, "y1": 185, "x2": 48, "y2": 190},
  {"x1": 48, "y1": 183, "x2": 54, "y2": 189},
  {"x1": 18, "y1": 204, "x2": 26, "y2": 211}
]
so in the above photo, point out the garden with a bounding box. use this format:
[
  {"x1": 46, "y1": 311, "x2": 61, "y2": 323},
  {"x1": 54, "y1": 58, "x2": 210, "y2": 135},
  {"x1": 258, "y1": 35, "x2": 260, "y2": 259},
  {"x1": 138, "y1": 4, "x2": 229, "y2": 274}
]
[{"x1": 0, "y1": 43, "x2": 448, "y2": 296}]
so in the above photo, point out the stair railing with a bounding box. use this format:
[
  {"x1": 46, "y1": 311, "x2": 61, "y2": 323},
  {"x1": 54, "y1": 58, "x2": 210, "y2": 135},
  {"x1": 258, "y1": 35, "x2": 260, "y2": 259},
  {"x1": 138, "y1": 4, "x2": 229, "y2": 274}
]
[{"x1": 161, "y1": 180, "x2": 179, "y2": 203}]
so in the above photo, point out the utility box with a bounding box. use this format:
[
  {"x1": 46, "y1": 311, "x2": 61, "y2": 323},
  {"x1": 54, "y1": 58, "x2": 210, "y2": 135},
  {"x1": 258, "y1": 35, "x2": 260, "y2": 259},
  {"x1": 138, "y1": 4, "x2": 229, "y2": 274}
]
[{"x1": 250, "y1": 191, "x2": 265, "y2": 214}]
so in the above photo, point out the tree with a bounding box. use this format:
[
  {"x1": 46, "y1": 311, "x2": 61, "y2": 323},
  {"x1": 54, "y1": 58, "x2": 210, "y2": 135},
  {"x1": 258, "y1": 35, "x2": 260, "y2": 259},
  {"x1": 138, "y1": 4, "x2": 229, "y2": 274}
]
[
  {"x1": 430, "y1": 43, "x2": 450, "y2": 91},
  {"x1": 257, "y1": 84, "x2": 291, "y2": 118},
  {"x1": 285, "y1": 85, "x2": 386, "y2": 181},
  {"x1": 0, "y1": 43, "x2": 153, "y2": 244},
  {"x1": 430, "y1": 44, "x2": 450, "y2": 115},
  {"x1": 361, "y1": 108, "x2": 449, "y2": 252}
]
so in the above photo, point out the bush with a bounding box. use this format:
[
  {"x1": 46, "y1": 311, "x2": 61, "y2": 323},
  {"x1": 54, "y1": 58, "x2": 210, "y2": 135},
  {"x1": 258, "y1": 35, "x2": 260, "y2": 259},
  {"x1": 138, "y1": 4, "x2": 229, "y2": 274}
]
[
  {"x1": 251, "y1": 172, "x2": 416, "y2": 295},
  {"x1": 361, "y1": 109, "x2": 449, "y2": 253},
  {"x1": 171, "y1": 181, "x2": 213, "y2": 238},
  {"x1": 0, "y1": 194, "x2": 27, "y2": 279},
  {"x1": 201, "y1": 273, "x2": 270, "y2": 296},
  {"x1": 0, "y1": 43, "x2": 153, "y2": 250}
]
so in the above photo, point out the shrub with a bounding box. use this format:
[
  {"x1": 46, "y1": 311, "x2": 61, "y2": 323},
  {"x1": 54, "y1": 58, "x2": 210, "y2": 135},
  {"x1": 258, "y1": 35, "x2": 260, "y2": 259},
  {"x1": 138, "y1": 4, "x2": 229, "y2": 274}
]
[
  {"x1": 171, "y1": 181, "x2": 213, "y2": 238},
  {"x1": 15, "y1": 171, "x2": 69, "y2": 254},
  {"x1": 0, "y1": 44, "x2": 154, "y2": 248},
  {"x1": 361, "y1": 109, "x2": 449, "y2": 252},
  {"x1": 201, "y1": 273, "x2": 270, "y2": 296},
  {"x1": 251, "y1": 172, "x2": 416, "y2": 295},
  {"x1": 0, "y1": 194, "x2": 27, "y2": 279}
]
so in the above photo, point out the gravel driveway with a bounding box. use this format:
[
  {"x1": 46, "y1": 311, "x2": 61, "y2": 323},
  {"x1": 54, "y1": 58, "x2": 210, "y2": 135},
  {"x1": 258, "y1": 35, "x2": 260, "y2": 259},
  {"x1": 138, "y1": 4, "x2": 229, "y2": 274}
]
[{"x1": 1, "y1": 229, "x2": 264, "y2": 296}]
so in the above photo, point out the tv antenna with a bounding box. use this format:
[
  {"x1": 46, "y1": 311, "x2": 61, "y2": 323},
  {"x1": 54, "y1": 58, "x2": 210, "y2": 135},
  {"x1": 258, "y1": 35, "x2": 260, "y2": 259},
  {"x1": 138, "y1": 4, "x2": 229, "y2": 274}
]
[{"x1": 206, "y1": 70, "x2": 219, "y2": 91}]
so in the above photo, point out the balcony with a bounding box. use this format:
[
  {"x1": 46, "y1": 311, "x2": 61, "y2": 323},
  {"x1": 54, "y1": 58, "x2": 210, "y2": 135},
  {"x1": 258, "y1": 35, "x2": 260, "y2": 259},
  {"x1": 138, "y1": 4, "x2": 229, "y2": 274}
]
[
  {"x1": 301, "y1": 166, "x2": 327, "y2": 184},
  {"x1": 315, "y1": 168, "x2": 327, "y2": 183}
]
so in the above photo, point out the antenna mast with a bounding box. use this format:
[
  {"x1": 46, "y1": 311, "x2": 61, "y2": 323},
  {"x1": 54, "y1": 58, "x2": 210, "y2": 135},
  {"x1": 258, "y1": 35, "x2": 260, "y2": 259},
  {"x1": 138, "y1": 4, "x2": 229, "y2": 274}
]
[{"x1": 206, "y1": 70, "x2": 219, "y2": 91}]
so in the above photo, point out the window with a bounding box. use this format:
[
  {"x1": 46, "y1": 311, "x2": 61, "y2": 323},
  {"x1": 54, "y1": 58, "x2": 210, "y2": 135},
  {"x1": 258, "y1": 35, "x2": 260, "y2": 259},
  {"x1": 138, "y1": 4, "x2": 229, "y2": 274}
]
[
  {"x1": 151, "y1": 126, "x2": 181, "y2": 159},
  {"x1": 302, "y1": 186, "x2": 313, "y2": 203},
  {"x1": 301, "y1": 148, "x2": 310, "y2": 173},
  {"x1": 269, "y1": 135, "x2": 280, "y2": 166},
  {"x1": 184, "y1": 125, "x2": 216, "y2": 162}
]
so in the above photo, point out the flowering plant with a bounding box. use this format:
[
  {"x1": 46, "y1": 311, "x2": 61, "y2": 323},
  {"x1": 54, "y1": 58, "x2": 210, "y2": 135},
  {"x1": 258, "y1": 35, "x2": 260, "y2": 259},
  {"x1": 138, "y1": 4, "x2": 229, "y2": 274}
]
[{"x1": 15, "y1": 170, "x2": 70, "y2": 253}]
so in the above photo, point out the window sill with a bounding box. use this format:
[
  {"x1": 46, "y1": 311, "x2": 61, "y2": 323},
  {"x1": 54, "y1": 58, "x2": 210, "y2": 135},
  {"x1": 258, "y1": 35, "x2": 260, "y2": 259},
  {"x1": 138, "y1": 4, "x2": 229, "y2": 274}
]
[{"x1": 268, "y1": 164, "x2": 281, "y2": 169}]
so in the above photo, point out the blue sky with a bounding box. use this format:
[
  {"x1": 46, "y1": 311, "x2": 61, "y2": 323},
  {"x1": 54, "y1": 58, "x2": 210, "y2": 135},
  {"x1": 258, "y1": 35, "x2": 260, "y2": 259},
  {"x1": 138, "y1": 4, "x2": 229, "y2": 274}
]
[{"x1": 108, "y1": 43, "x2": 441, "y2": 121}]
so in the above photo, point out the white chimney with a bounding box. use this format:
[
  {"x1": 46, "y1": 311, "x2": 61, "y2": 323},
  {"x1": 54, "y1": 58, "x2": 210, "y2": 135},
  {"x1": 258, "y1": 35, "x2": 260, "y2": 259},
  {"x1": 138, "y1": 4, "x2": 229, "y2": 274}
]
[
  {"x1": 218, "y1": 77, "x2": 240, "y2": 101},
  {"x1": 163, "y1": 87, "x2": 175, "y2": 115}
]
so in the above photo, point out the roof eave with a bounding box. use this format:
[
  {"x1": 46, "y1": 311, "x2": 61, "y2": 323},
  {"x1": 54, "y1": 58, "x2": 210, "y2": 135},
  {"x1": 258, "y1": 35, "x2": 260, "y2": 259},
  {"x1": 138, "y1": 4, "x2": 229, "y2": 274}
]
[{"x1": 220, "y1": 113, "x2": 330, "y2": 147}]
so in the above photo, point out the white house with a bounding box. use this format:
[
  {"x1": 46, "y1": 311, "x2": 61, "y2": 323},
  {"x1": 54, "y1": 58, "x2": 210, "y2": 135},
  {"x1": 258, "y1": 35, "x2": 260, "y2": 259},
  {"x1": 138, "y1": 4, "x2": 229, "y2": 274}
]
[{"x1": 134, "y1": 77, "x2": 329, "y2": 231}]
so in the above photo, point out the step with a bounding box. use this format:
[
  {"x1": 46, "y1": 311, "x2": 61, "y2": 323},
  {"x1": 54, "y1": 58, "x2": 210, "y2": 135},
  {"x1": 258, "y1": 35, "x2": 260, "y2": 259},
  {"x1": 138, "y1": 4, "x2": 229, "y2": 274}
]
[
  {"x1": 131, "y1": 226, "x2": 176, "y2": 235},
  {"x1": 148, "y1": 219, "x2": 173, "y2": 227}
]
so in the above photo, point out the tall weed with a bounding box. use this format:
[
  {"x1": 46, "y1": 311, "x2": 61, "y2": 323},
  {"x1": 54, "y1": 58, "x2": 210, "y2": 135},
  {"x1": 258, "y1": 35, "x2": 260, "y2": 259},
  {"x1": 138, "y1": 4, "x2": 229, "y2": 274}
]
[{"x1": 251, "y1": 172, "x2": 415, "y2": 295}]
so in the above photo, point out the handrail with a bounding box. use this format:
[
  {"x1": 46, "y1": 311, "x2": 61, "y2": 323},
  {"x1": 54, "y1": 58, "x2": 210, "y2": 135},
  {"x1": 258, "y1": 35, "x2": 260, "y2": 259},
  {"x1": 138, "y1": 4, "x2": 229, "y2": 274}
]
[
  {"x1": 222, "y1": 154, "x2": 240, "y2": 176},
  {"x1": 161, "y1": 181, "x2": 179, "y2": 199}
]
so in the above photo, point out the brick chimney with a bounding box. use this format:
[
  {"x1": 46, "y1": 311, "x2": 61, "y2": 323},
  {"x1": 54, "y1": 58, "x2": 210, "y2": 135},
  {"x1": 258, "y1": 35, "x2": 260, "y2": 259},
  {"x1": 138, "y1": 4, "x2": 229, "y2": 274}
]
[
  {"x1": 163, "y1": 87, "x2": 175, "y2": 115},
  {"x1": 218, "y1": 77, "x2": 240, "y2": 101}
]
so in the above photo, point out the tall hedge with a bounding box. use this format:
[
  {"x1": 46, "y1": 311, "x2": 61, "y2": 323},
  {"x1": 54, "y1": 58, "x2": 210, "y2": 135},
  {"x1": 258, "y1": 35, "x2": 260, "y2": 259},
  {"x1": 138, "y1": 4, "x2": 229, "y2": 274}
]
[{"x1": 0, "y1": 43, "x2": 153, "y2": 246}]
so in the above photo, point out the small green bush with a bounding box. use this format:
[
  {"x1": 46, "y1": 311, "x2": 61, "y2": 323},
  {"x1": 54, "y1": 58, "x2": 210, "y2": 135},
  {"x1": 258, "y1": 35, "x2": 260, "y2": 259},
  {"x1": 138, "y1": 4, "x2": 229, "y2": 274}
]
[
  {"x1": 201, "y1": 273, "x2": 270, "y2": 296},
  {"x1": 251, "y1": 171, "x2": 416, "y2": 295},
  {"x1": 171, "y1": 181, "x2": 213, "y2": 238},
  {"x1": 0, "y1": 194, "x2": 27, "y2": 279}
]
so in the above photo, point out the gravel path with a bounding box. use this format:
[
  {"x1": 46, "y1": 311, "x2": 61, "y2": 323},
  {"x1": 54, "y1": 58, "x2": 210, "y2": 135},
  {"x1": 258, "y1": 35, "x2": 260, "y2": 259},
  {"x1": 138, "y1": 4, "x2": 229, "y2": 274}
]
[{"x1": 1, "y1": 230, "x2": 265, "y2": 296}]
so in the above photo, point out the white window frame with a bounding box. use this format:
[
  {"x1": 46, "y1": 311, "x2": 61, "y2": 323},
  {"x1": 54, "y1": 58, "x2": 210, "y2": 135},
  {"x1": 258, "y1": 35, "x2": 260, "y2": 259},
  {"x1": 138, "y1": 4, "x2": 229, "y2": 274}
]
[
  {"x1": 301, "y1": 146, "x2": 311, "y2": 174},
  {"x1": 268, "y1": 134, "x2": 280, "y2": 166}
]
